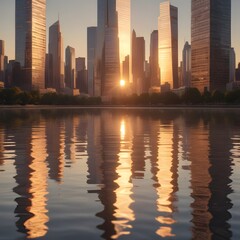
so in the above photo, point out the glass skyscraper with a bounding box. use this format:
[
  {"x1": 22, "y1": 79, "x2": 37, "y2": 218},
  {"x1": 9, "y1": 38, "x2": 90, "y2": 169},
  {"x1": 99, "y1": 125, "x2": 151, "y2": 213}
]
[
  {"x1": 48, "y1": 20, "x2": 64, "y2": 92},
  {"x1": 87, "y1": 27, "x2": 97, "y2": 97},
  {"x1": 182, "y1": 41, "x2": 191, "y2": 88},
  {"x1": 15, "y1": 0, "x2": 46, "y2": 91},
  {"x1": 191, "y1": 0, "x2": 231, "y2": 92},
  {"x1": 116, "y1": 0, "x2": 131, "y2": 82},
  {"x1": 149, "y1": 30, "x2": 160, "y2": 91},
  {"x1": 95, "y1": 0, "x2": 120, "y2": 99},
  {"x1": 65, "y1": 46, "x2": 76, "y2": 90},
  {"x1": 158, "y1": 2, "x2": 178, "y2": 90}
]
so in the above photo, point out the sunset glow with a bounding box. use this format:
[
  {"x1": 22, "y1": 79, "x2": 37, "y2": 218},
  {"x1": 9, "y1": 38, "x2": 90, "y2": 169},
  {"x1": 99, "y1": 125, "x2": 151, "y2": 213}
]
[{"x1": 120, "y1": 79, "x2": 126, "y2": 87}]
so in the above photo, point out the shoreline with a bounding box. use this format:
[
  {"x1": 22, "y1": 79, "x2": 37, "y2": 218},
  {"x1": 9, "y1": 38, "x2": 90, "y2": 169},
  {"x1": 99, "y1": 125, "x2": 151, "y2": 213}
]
[{"x1": 0, "y1": 104, "x2": 240, "y2": 111}]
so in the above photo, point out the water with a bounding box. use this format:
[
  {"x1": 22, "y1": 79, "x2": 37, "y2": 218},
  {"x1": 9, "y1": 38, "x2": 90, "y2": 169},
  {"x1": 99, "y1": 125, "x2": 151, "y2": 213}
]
[{"x1": 0, "y1": 107, "x2": 240, "y2": 240}]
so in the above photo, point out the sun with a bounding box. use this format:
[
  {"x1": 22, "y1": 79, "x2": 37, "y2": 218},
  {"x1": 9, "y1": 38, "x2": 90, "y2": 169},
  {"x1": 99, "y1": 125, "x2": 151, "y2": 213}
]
[{"x1": 120, "y1": 79, "x2": 126, "y2": 87}]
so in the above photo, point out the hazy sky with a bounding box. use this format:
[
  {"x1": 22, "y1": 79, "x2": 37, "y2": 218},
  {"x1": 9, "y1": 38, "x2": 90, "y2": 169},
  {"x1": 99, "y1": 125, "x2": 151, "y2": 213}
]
[{"x1": 0, "y1": 0, "x2": 240, "y2": 64}]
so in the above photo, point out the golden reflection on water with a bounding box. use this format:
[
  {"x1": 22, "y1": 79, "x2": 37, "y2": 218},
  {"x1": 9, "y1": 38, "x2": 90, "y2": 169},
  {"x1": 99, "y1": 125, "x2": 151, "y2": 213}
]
[
  {"x1": 112, "y1": 119, "x2": 135, "y2": 239},
  {"x1": 25, "y1": 125, "x2": 49, "y2": 239},
  {"x1": 155, "y1": 125, "x2": 176, "y2": 237},
  {"x1": 1, "y1": 110, "x2": 239, "y2": 240}
]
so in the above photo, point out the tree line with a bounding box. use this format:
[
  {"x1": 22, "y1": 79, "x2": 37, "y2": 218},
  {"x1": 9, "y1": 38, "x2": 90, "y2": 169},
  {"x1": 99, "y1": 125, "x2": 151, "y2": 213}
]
[{"x1": 1, "y1": 87, "x2": 240, "y2": 105}]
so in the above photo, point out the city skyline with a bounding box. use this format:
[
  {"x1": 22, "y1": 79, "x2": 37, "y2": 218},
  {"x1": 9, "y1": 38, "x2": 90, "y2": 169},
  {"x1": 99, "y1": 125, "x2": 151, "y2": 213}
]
[{"x1": 1, "y1": 0, "x2": 240, "y2": 65}]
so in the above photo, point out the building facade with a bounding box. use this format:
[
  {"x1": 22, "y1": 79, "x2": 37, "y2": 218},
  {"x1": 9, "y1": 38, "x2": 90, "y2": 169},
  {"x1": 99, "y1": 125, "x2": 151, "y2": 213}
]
[
  {"x1": 95, "y1": 0, "x2": 120, "y2": 99},
  {"x1": 76, "y1": 57, "x2": 87, "y2": 94},
  {"x1": 0, "y1": 40, "x2": 5, "y2": 83},
  {"x1": 65, "y1": 46, "x2": 76, "y2": 89},
  {"x1": 191, "y1": 0, "x2": 231, "y2": 92},
  {"x1": 87, "y1": 27, "x2": 97, "y2": 96},
  {"x1": 116, "y1": 0, "x2": 131, "y2": 83},
  {"x1": 48, "y1": 20, "x2": 64, "y2": 92},
  {"x1": 158, "y1": 2, "x2": 178, "y2": 90},
  {"x1": 149, "y1": 30, "x2": 160, "y2": 92},
  {"x1": 182, "y1": 41, "x2": 191, "y2": 88},
  {"x1": 15, "y1": 0, "x2": 46, "y2": 91},
  {"x1": 132, "y1": 30, "x2": 145, "y2": 95}
]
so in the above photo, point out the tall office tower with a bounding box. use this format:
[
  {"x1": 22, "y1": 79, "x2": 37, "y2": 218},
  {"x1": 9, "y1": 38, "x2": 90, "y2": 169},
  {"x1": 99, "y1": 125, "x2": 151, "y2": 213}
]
[
  {"x1": 87, "y1": 27, "x2": 97, "y2": 96},
  {"x1": 116, "y1": 0, "x2": 131, "y2": 82},
  {"x1": 95, "y1": 0, "x2": 120, "y2": 99},
  {"x1": 65, "y1": 46, "x2": 76, "y2": 89},
  {"x1": 48, "y1": 20, "x2": 64, "y2": 92},
  {"x1": 0, "y1": 40, "x2": 5, "y2": 83},
  {"x1": 132, "y1": 30, "x2": 145, "y2": 95},
  {"x1": 15, "y1": 0, "x2": 46, "y2": 91},
  {"x1": 158, "y1": 1, "x2": 178, "y2": 90},
  {"x1": 191, "y1": 0, "x2": 231, "y2": 92},
  {"x1": 149, "y1": 30, "x2": 160, "y2": 92},
  {"x1": 229, "y1": 48, "x2": 236, "y2": 82},
  {"x1": 182, "y1": 41, "x2": 191, "y2": 88},
  {"x1": 76, "y1": 57, "x2": 87, "y2": 94}
]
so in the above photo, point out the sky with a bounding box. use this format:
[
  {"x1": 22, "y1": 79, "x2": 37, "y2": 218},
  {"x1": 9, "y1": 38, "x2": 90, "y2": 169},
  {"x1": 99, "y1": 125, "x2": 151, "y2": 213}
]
[{"x1": 0, "y1": 0, "x2": 240, "y2": 65}]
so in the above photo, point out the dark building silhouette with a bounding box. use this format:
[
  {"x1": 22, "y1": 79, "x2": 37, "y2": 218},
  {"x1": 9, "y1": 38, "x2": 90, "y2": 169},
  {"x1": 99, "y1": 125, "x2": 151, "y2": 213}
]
[
  {"x1": 149, "y1": 30, "x2": 160, "y2": 92},
  {"x1": 87, "y1": 27, "x2": 97, "y2": 96},
  {"x1": 132, "y1": 30, "x2": 145, "y2": 95},
  {"x1": 76, "y1": 57, "x2": 88, "y2": 94},
  {"x1": 191, "y1": 0, "x2": 231, "y2": 92},
  {"x1": 47, "y1": 20, "x2": 64, "y2": 91}
]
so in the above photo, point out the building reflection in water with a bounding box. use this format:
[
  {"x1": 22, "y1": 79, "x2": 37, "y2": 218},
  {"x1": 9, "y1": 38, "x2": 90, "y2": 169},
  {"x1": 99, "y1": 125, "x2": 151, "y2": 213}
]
[
  {"x1": 0, "y1": 109, "x2": 239, "y2": 239},
  {"x1": 208, "y1": 114, "x2": 233, "y2": 239},
  {"x1": 112, "y1": 118, "x2": 135, "y2": 239},
  {"x1": 12, "y1": 116, "x2": 49, "y2": 239},
  {"x1": 45, "y1": 118, "x2": 65, "y2": 182},
  {"x1": 189, "y1": 117, "x2": 212, "y2": 239},
  {"x1": 0, "y1": 128, "x2": 4, "y2": 165},
  {"x1": 154, "y1": 121, "x2": 178, "y2": 237}
]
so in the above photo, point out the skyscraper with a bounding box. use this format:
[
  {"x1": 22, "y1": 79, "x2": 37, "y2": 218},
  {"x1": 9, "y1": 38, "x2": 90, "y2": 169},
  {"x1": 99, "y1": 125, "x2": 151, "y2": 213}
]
[
  {"x1": 229, "y1": 48, "x2": 236, "y2": 82},
  {"x1": 65, "y1": 46, "x2": 76, "y2": 90},
  {"x1": 182, "y1": 41, "x2": 191, "y2": 88},
  {"x1": 15, "y1": 0, "x2": 46, "y2": 91},
  {"x1": 87, "y1": 27, "x2": 97, "y2": 96},
  {"x1": 158, "y1": 1, "x2": 178, "y2": 90},
  {"x1": 76, "y1": 57, "x2": 87, "y2": 94},
  {"x1": 132, "y1": 30, "x2": 145, "y2": 95},
  {"x1": 95, "y1": 0, "x2": 120, "y2": 99},
  {"x1": 149, "y1": 30, "x2": 160, "y2": 92},
  {"x1": 191, "y1": 0, "x2": 231, "y2": 92},
  {"x1": 0, "y1": 40, "x2": 5, "y2": 83},
  {"x1": 116, "y1": 0, "x2": 131, "y2": 82},
  {"x1": 48, "y1": 20, "x2": 64, "y2": 92}
]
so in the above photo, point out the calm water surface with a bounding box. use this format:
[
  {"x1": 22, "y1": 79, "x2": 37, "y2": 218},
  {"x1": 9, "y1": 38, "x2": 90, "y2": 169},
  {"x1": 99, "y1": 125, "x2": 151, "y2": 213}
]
[{"x1": 0, "y1": 108, "x2": 240, "y2": 240}]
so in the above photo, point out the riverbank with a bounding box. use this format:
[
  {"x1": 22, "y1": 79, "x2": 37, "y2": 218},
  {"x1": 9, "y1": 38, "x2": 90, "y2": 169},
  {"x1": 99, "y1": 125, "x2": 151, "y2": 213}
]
[{"x1": 0, "y1": 104, "x2": 240, "y2": 111}]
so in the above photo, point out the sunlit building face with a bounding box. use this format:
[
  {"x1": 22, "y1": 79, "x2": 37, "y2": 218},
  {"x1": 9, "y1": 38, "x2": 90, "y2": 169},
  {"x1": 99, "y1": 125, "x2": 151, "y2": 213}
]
[
  {"x1": 116, "y1": 0, "x2": 131, "y2": 82},
  {"x1": 158, "y1": 2, "x2": 178, "y2": 90},
  {"x1": 15, "y1": 0, "x2": 46, "y2": 91}
]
